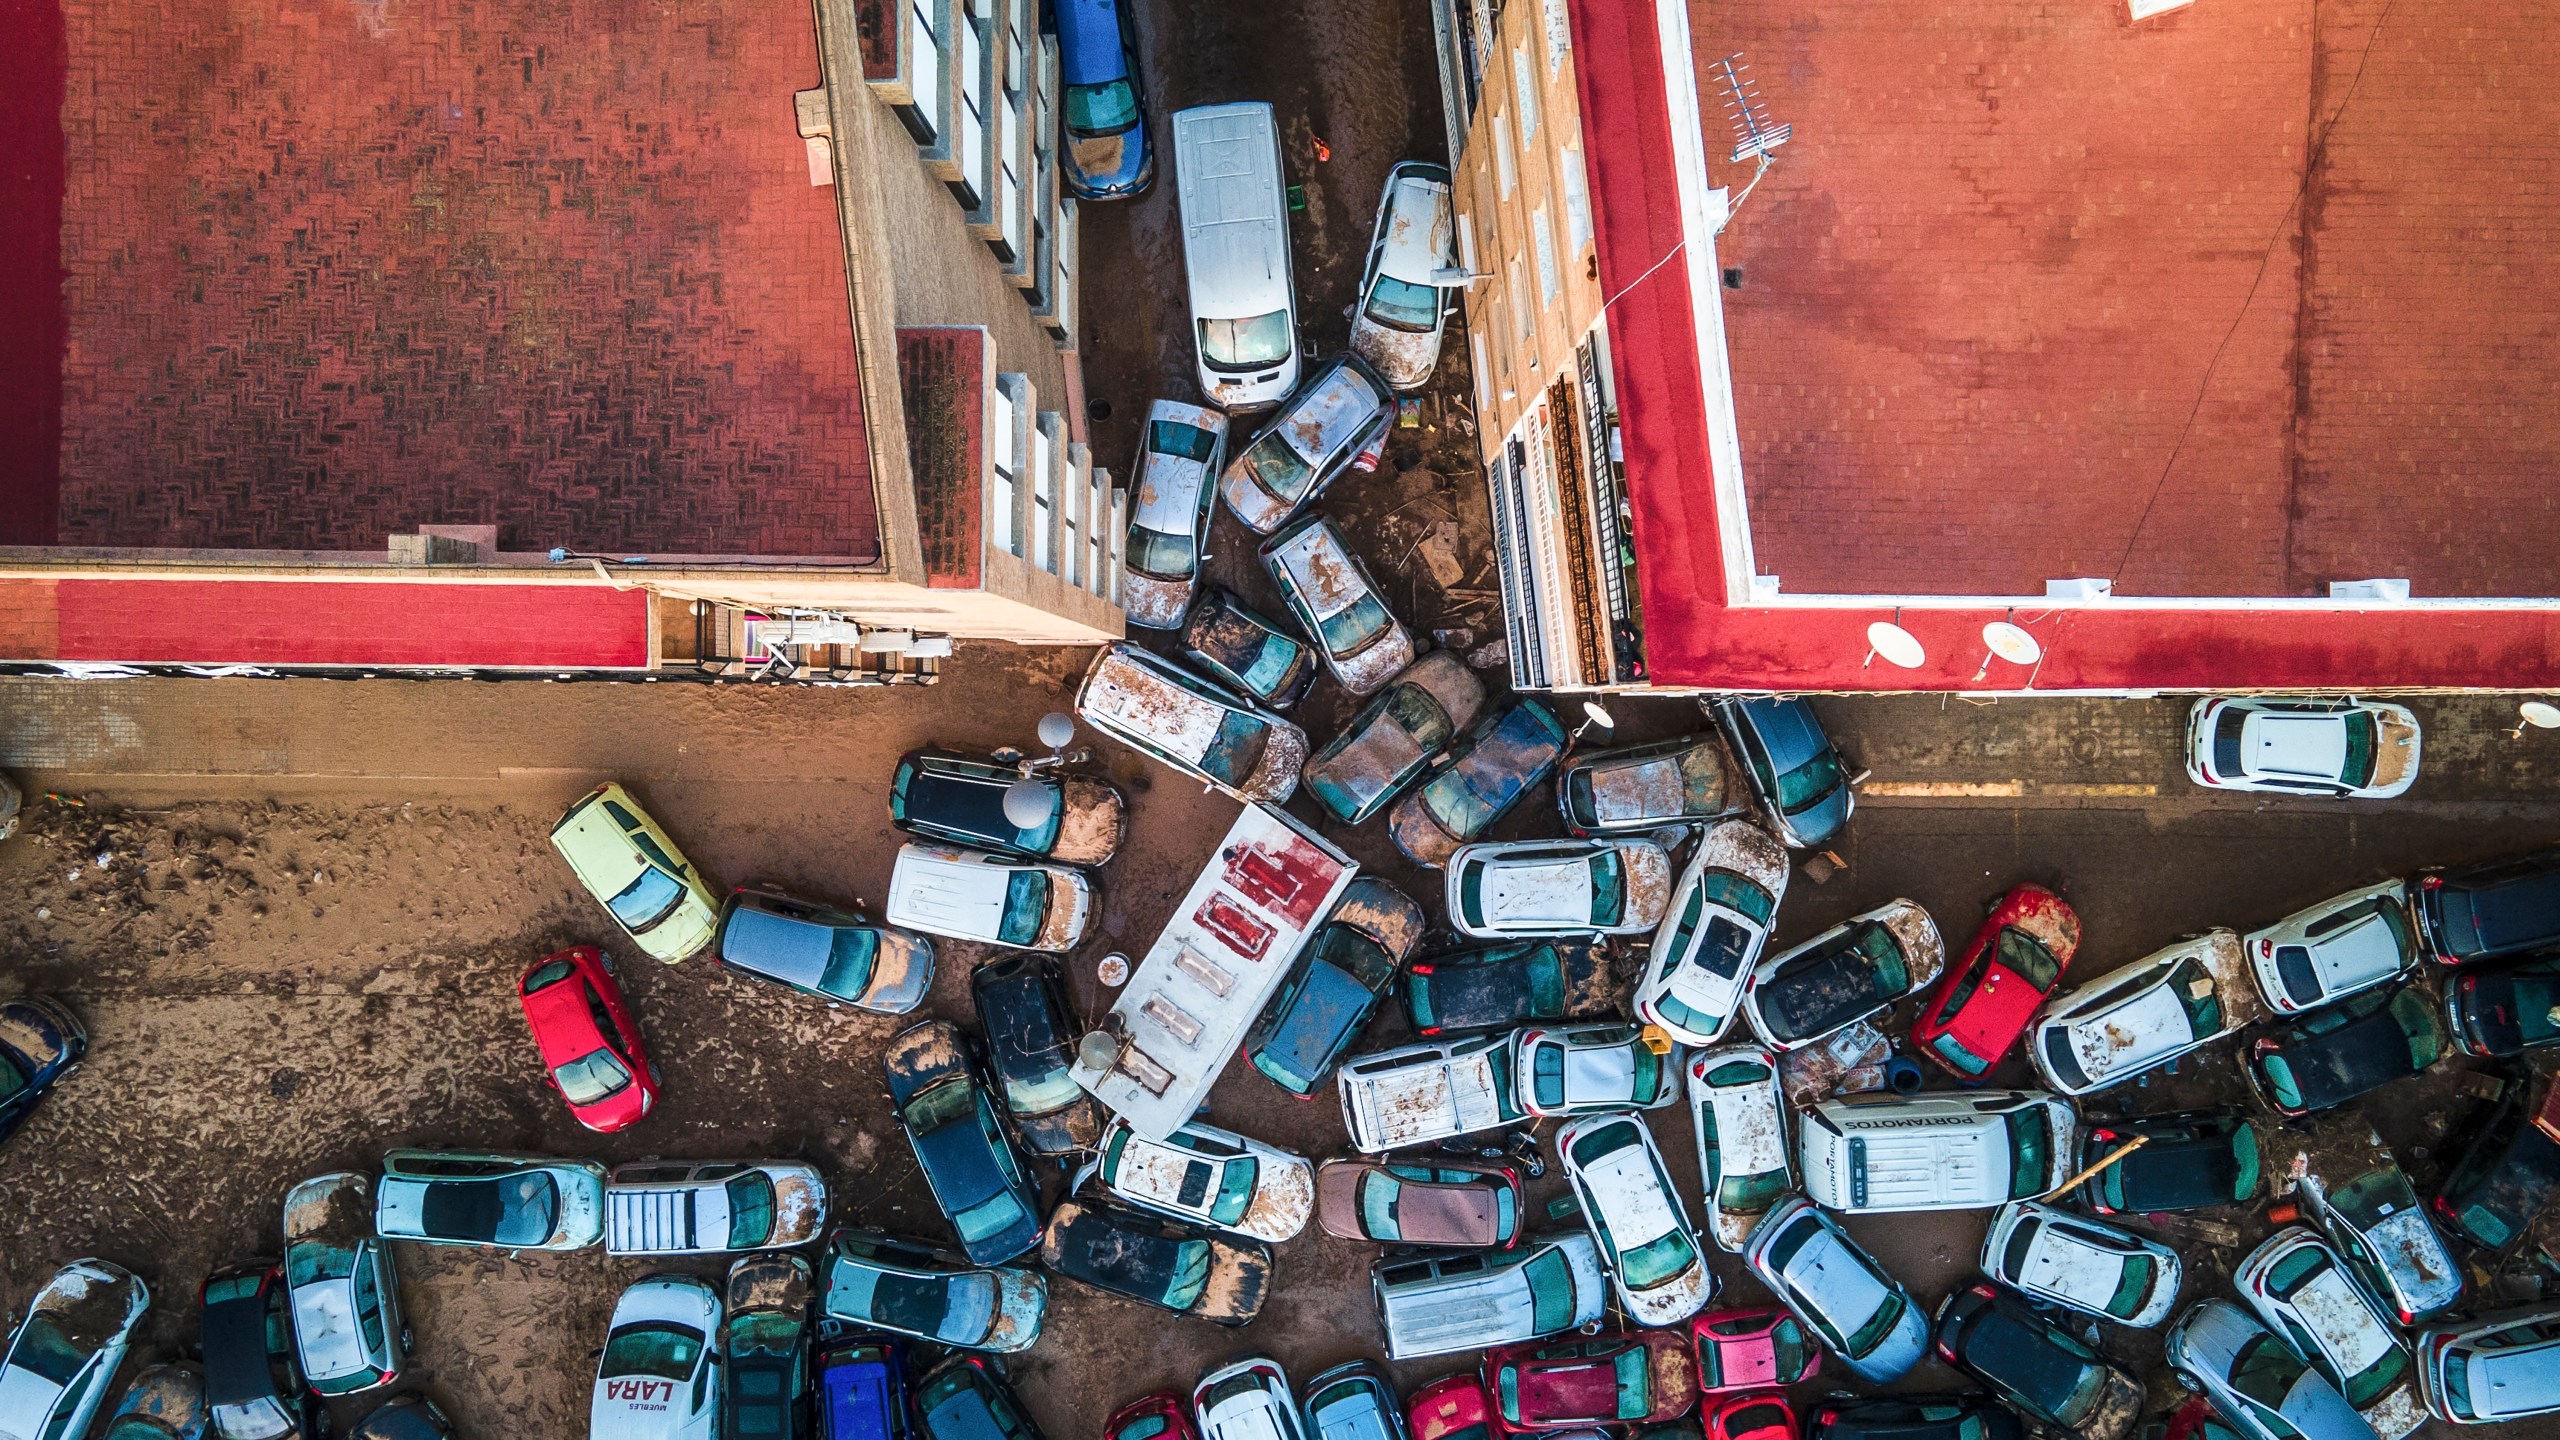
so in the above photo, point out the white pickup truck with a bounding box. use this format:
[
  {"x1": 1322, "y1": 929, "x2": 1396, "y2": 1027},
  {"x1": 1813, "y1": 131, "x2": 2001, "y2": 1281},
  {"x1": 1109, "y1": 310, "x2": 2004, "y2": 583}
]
[{"x1": 1337, "y1": 1033, "x2": 1526, "y2": 1153}]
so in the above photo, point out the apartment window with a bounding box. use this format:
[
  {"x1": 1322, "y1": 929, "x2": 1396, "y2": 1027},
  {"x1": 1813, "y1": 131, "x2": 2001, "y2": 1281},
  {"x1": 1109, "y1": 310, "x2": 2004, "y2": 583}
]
[
  {"x1": 1062, "y1": 453, "x2": 1083, "y2": 586},
  {"x1": 904, "y1": 0, "x2": 943, "y2": 143},
  {"x1": 1472, "y1": 330, "x2": 1492, "y2": 417},
  {"x1": 1533, "y1": 206, "x2": 1559, "y2": 307},
  {"x1": 989, "y1": 380, "x2": 1020, "y2": 555},
  {"x1": 1088, "y1": 472, "x2": 1109, "y2": 594},
  {"x1": 1457, "y1": 213, "x2": 1479, "y2": 274},
  {"x1": 1105, "y1": 484, "x2": 1126, "y2": 601},
  {"x1": 1512, "y1": 45, "x2": 1538, "y2": 141},
  {"x1": 1560, "y1": 143, "x2": 1593, "y2": 254},
  {"x1": 1493, "y1": 108, "x2": 1515, "y2": 199},
  {"x1": 1543, "y1": 0, "x2": 1570, "y2": 71},
  {"x1": 1032, "y1": 420, "x2": 1055, "y2": 572},
  {"x1": 1510, "y1": 257, "x2": 1529, "y2": 339},
  {"x1": 995, "y1": 4, "x2": 1026, "y2": 262},
  {"x1": 954, "y1": 4, "x2": 989, "y2": 209}
]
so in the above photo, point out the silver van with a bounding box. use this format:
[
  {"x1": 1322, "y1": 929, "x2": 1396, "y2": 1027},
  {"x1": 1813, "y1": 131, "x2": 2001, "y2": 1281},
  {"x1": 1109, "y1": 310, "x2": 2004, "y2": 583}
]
[
  {"x1": 1798, "y1": 1091, "x2": 2075, "y2": 1213},
  {"x1": 1173, "y1": 103, "x2": 1299, "y2": 411},
  {"x1": 1371, "y1": 1232, "x2": 1606, "y2": 1359},
  {"x1": 1337, "y1": 1033, "x2": 1523, "y2": 1153}
]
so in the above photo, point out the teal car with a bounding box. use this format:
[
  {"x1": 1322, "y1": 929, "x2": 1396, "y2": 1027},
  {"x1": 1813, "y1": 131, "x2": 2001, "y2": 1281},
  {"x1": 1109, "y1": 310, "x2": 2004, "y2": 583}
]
[{"x1": 1387, "y1": 698, "x2": 1567, "y2": 868}]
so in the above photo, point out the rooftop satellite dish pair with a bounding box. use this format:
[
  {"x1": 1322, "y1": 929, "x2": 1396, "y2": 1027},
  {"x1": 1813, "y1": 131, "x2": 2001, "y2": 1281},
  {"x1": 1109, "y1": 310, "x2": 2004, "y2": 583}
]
[
  {"x1": 1863, "y1": 612, "x2": 2044, "y2": 680},
  {"x1": 1000, "y1": 713, "x2": 1083, "y2": 829}
]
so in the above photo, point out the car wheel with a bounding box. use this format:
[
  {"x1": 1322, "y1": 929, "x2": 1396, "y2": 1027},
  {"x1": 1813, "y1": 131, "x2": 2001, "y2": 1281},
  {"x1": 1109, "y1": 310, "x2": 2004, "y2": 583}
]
[
  {"x1": 649, "y1": 1061, "x2": 664, "y2": 1085},
  {"x1": 400, "y1": 1325, "x2": 415, "y2": 1352}
]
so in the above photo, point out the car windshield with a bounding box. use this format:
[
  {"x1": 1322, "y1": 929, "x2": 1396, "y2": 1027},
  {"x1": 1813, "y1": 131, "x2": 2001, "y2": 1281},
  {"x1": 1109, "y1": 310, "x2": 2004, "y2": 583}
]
[
  {"x1": 1128, "y1": 526, "x2": 1196, "y2": 580},
  {"x1": 1209, "y1": 1158, "x2": 1262, "y2": 1225},
  {"x1": 1152, "y1": 419, "x2": 1218, "y2": 461},
  {"x1": 728, "y1": 1310, "x2": 802, "y2": 1359},
  {"x1": 608, "y1": 866, "x2": 685, "y2": 930},
  {"x1": 1200, "y1": 312, "x2": 1292, "y2": 371},
  {"x1": 1774, "y1": 748, "x2": 1846, "y2": 814},
  {"x1": 2004, "y1": 1110, "x2": 2052, "y2": 1197},
  {"x1": 1240, "y1": 436, "x2": 1316, "y2": 509},
  {"x1": 2228, "y1": 1334, "x2": 2311, "y2": 1411},
  {"x1": 1064, "y1": 78, "x2": 1139, "y2": 135},
  {"x1": 820, "y1": 928, "x2": 881, "y2": 1001},
  {"x1": 602, "y1": 1321, "x2": 703, "y2": 1382},
  {"x1": 553, "y1": 1048, "x2": 633, "y2": 1106},
  {"x1": 10, "y1": 1317, "x2": 88, "y2": 1385},
  {"x1": 2338, "y1": 712, "x2": 2378, "y2": 788},
  {"x1": 1232, "y1": 632, "x2": 1303, "y2": 696},
  {"x1": 1618, "y1": 1227, "x2": 1698, "y2": 1290},
  {"x1": 997, "y1": 870, "x2": 1051, "y2": 948},
  {"x1": 727, "y1": 1171, "x2": 778, "y2": 1248},
  {"x1": 286, "y1": 1241, "x2": 356, "y2": 1288},
  {"x1": 1364, "y1": 274, "x2": 1440, "y2": 332},
  {"x1": 1318, "y1": 594, "x2": 1393, "y2": 656}
]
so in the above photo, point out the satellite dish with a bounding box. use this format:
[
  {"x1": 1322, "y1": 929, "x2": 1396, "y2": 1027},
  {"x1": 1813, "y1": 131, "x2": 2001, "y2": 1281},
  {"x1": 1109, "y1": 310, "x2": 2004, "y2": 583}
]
[
  {"x1": 1037, "y1": 713, "x2": 1077, "y2": 750},
  {"x1": 1581, "y1": 701, "x2": 1615, "y2": 730},
  {"x1": 1077, "y1": 1031, "x2": 1122, "y2": 1072},
  {"x1": 1865, "y1": 621, "x2": 1926, "y2": 669},
  {"x1": 1982, "y1": 621, "x2": 2042, "y2": 666},
  {"x1": 1002, "y1": 779, "x2": 1059, "y2": 830},
  {"x1": 2523, "y1": 702, "x2": 2560, "y2": 730}
]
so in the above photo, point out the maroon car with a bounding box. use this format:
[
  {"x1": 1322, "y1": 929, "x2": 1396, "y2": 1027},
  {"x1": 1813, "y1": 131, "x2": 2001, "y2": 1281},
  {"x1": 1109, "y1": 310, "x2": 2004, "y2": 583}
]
[{"x1": 1315, "y1": 1158, "x2": 1524, "y2": 1249}]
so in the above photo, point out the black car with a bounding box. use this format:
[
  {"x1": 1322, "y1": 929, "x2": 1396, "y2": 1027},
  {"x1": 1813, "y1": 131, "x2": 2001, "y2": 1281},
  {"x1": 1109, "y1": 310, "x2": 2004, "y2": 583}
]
[
  {"x1": 0, "y1": 993, "x2": 86, "y2": 1148},
  {"x1": 200, "y1": 1264, "x2": 319, "y2": 1440},
  {"x1": 1709, "y1": 696, "x2": 1854, "y2": 849},
  {"x1": 1931, "y1": 1284, "x2": 2140, "y2": 1440},
  {"x1": 1809, "y1": 1397, "x2": 2023, "y2": 1440},
  {"x1": 2432, "y1": 1079, "x2": 2560, "y2": 1254},
  {"x1": 883, "y1": 1020, "x2": 1043, "y2": 1265},
  {"x1": 1181, "y1": 590, "x2": 1319, "y2": 712},
  {"x1": 2242, "y1": 984, "x2": 2447, "y2": 1117},
  {"x1": 2414, "y1": 848, "x2": 2560, "y2": 965},
  {"x1": 2079, "y1": 1110, "x2": 2260, "y2": 1214},
  {"x1": 1037, "y1": 1198, "x2": 1269, "y2": 1325},
  {"x1": 717, "y1": 887, "x2": 937, "y2": 1016},
  {"x1": 913, "y1": 1355, "x2": 1047, "y2": 1440},
  {"x1": 889, "y1": 751, "x2": 1125, "y2": 867},
  {"x1": 1402, "y1": 940, "x2": 1614, "y2": 1037},
  {"x1": 724, "y1": 1253, "x2": 814, "y2": 1440},
  {"x1": 2446, "y1": 953, "x2": 2560, "y2": 1057},
  {"x1": 348, "y1": 1395, "x2": 459, "y2": 1440},
  {"x1": 970, "y1": 954, "x2": 1103, "y2": 1154},
  {"x1": 1246, "y1": 878, "x2": 1427, "y2": 1096}
]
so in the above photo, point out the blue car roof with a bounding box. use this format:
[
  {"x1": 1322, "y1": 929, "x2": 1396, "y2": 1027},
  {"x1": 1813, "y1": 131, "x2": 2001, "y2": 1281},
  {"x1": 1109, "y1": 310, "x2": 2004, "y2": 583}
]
[
  {"x1": 1054, "y1": 0, "x2": 1128, "y2": 86},
  {"x1": 822, "y1": 1353, "x2": 900, "y2": 1440}
]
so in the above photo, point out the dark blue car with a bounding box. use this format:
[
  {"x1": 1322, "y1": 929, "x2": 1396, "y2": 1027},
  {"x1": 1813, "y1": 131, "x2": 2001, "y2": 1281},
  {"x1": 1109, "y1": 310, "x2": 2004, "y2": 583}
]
[
  {"x1": 814, "y1": 1332, "x2": 908, "y2": 1440},
  {"x1": 1055, "y1": 0, "x2": 1152, "y2": 198},
  {"x1": 1246, "y1": 879, "x2": 1426, "y2": 1096},
  {"x1": 884, "y1": 1020, "x2": 1043, "y2": 1265},
  {"x1": 914, "y1": 1355, "x2": 1048, "y2": 1440},
  {"x1": 0, "y1": 994, "x2": 86, "y2": 1149},
  {"x1": 1709, "y1": 697, "x2": 1854, "y2": 849}
]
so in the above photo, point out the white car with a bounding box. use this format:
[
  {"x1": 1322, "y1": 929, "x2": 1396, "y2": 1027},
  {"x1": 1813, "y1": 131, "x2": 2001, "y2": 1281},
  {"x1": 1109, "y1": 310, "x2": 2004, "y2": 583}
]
[
  {"x1": 2027, "y1": 930, "x2": 2256, "y2": 1096},
  {"x1": 0, "y1": 1259, "x2": 148, "y2": 1440},
  {"x1": 1337, "y1": 1033, "x2": 1526, "y2": 1152},
  {"x1": 2186, "y1": 697, "x2": 2421, "y2": 799},
  {"x1": 282, "y1": 1172, "x2": 407, "y2": 1397},
  {"x1": 374, "y1": 1149, "x2": 608, "y2": 1251},
  {"x1": 2244, "y1": 881, "x2": 2418, "y2": 1014},
  {"x1": 1513, "y1": 1023, "x2": 1680, "y2": 1117},
  {"x1": 2417, "y1": 1307, "x2": 2560, "y2": 1423},
  {"x1": 1687, "y1": 1045, "x2": 1793, "y2": 1251},
  {"x1": 1742, "y1": 1196, "x2": 1927, "y2": 1384},
  {"x1": 1087, "y1": 1118, "x2": 1313, "y2": 1242},
  {"x1": 1259, "y1": 515, "x2": 1415, "y2": 697},
  {"x1": 1635, "y1": 820, "x2": 1789, "y2": 1045},
  {"x1": 1740, "y1": 899, "x2": 1944, "y2": 1052},
  {"x1": 2235, "y1": 1230, "x2": 2425, "y2": 1440},
  {"x1": 1556, "y1": 1112, "x2": 1713, "y2": 1326},
  {"x1": 1193, "y1": 1357, "x2": 1307, "y2": 1440},
  {"x1": 1347, "y1": 161, "x2": 1457, "y2": 390},
  {"x1": 1075, "y1": 643, "x2": 1307, "y2": 804},
  {"x1": 1797, "y1": 1092, "x2": 2074, "y2": 1213},
  {"x1": 591, "y1": 1275, "x2": 721, "y2": 1440},
  {"x1": 2165, "y1": 1299, "x2": 2376, "y2": 1440},
  {"x1": 1120, "y1": 401, "x2": 1231, "y2": 631},
  {"x1": 1981, "y1": 1200, "x2": 2181, "y2": 1327},
  {"x1": 1445, "y1": 838, "x2": 1673, "y2": 939},
  {"x1": 605, "y1": 1160, "x2": 828, "y2": 1256},
  {"x1": 884, "y1": 844, "x2": 1094, "y2": 953}
]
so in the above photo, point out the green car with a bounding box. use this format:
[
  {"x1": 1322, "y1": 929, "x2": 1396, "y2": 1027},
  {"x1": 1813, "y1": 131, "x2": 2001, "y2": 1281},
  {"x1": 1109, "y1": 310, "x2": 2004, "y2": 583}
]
[{"x1": 550, "y1": 782, "x2": 719, "y2": 963}]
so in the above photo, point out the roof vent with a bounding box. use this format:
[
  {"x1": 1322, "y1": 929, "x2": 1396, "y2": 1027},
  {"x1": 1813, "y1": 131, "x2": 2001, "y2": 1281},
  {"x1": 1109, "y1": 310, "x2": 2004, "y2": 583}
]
[
  {"x1": 2328, "y1": 579, "x2": 2411, "y2": 602},
  {"x1": 2044, "y1": 578, "x2": 2113, "y2": 601}
]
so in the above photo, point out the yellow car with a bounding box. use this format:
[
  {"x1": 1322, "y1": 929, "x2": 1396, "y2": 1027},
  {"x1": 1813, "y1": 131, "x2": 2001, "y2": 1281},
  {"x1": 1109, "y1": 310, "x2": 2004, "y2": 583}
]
[{"x1": 550, "y1": 783, "x2": 719, "y2": 962}]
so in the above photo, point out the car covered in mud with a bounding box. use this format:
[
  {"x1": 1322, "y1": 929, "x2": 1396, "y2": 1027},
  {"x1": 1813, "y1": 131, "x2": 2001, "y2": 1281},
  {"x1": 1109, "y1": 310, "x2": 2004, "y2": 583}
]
[
  {"x1": 1338, "y1": 1032, "x2": 1528, "y2": 1153},
  {"x1": 1181, "y1": 590, "x2": 1321, "y2": 712},
  {"x1": 1076, "y1": 643, "x2": 1307, "y2": 803},
  {"x1": 884, "y1": 845, "x2": 1093, "y2": 954},
  {"x1": 1979, "y1": 1201, "x2": 2179, "y2": 1327},
  {"x1": 1388, "y1": 698, "x2": 1568, "y2": 868},
  {"x1": 591, "y1": 1275, "x2": 721, "y2": 1440},
  {"x1": 715, "y1": 887, "x2": 937, "y2": 1017},
  {"x1": 1741, "y1": 899, "x2": 1945, "y2": 1053},
  {"x1": 517, "y1": 945, "x2": 659, "y2": 1133},
  {"x1": 2243, "y1": 880, "x2": 2417, "y2": 1014},
  {"x1": 720, "y1": 1253, "x2": 811, "y2": 1440},
  {"x1": 2430, "y1": 1078, "x2": 2560, "y2": 1255},
  {"x1": 1348, "y1": 162, "x2": 1457, "y2": 389},
  {"x1": 1557, "y1": 735, "x2": 1737, "y2": 837},
  {"x1": 0, "y1": 993, "x2": 85, "y2": 1151},
  {"x1": 971, "y1": 954, "x2": 1103, "y2": 1155},
  {"x1": 1556, "y1": 1114, "x2": 1713, "y2": 1325},
  {"x1": 818, "y1": 1228, "x2": 1046, "y2": 1354},
  {"x1": 1404, "y1": 939, "x2": 1615, "y2": 1037},
  {"x1": 1932, "y1": 1284, "x2": 2140, "y2": 1440},
  {"x1": 347, "y1": 1394, "x2": 456, "y2": 1440},
  {"x1": 1743, "y1": 1197, "x2": 1926, "y2": 1384},
  {"x1": 883, "y1": 1021, "x2": 1041, "y2": 1265},
  {"x1": 0, "y1": 1258, "x2": 148, "y2": 1440},
  {"x1": 1635, "y1": 821, "x2": 1788, "y2": 1046},
  {"x1": 1088, "y1": 1118, "x2": 1313, "y2": 1242},
  {"x1": 1515, "y1": 1024, "x2": 1680, "y2": 1117},
  {"x1": 2292, "y1": 1147, "x2": 2463, "y2": 1324},
  {"x1": 2027, "y1": 929, "x2": 2257, "y2": 1096},
  {"x1": 1447, "y1": 838, "x2": 1673, "y2": 940},
  {"x1": 375, "y1": 1149, "x2": 608, "y2": 1251},
  {"x1": 1038, "y1": 1199, "x2": 1270, "y2": 1325},
  {"x1": 1707, "y1": 697, "x2": 1854, "y2": 850},
  {"x1": 605, "y1": 1160, "x2": 827, "y2": 1256},
  {"x1": 1480, "y1": 1330, "x2": 1700, "y2": 1431},
  {"x1": 551, "y1": 781, "x2": 721, "y2": 963},
  {"x1": 282, "y1": 1172, "x2": 406, "y2": 1396},
  {"x1": 2077, "y1": 1111, "x2": 2261, "y2": 1215},
  {"x1": 1316, "y1": 1158, "x2": 1524, "y2": 1249},
  {"x1": 1909, "y1": 883, "x2": 2079, "y2": 1080},
  {"x1": 2165, "y1": 1299, "x2": 2375, "y2": 1440},
  {"x1": 2186, "y1": 697, "x2": 2421, "y2": 799},
  {"x1": 2234, "y1": 1230, "x2": 2425, "y2": 1440},
  {"x1": 2243, "y1": 983, "x2": 2447, "y2": 1117},
  {"x1": 1121, "y1": 402, "x2": 1230, "y2": 629},
  {"x1": 101, "y1": 1363, "x2": 211, "y2": 1440},
  {"x1": 1247, "y1": 878, "x2": 1428, "y2": 1096},
  {"x1": 2444, "y1": 952, "x2": 2560, "y2": 1057},
  {"x1": 1304, "y1": 652, "x2": 1488, "y2": 826},
  {"x1": 1219, "y1": 354, "x2": 1396, "y2": 533},
  {"x1": 1260, "y1": 516, "x2": 1416, "y2": 697},
  {"x1": 1687, "y1": 1046, "x2": 1794, "y2": 1252},
  {"x1": 1690, "y1": 1307, "x2": 1820, "y2": 1393},
  {"x1": 889, "y1": 751, "x2": 1126, "y2": 867}
]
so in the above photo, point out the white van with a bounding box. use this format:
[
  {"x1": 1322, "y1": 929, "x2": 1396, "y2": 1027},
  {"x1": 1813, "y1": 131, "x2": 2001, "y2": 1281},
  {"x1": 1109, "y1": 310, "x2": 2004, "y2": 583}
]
[
  {"x1": 884, "y1": 844, "x2": 1094, "y2": 952},
  {"x1": 1797, "y1": 1091, "x2": 2076, "y2": 1213},
  {"x1": 1371, "y1": 1232, "x2": 1606, "y2": 1359},
  {"x1": 1173, "y1": 103, "x2": 1300, "y2": 411},
  {"x1": 1337, "y1": 1033, "x2": 1523, "y2": 1152}
]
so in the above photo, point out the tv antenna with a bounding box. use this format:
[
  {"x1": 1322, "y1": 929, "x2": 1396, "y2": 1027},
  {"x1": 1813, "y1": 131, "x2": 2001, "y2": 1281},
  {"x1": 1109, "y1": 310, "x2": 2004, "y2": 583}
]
[{"x1": 1710, "y1": 55, "x2": 1790, "y2": 228}]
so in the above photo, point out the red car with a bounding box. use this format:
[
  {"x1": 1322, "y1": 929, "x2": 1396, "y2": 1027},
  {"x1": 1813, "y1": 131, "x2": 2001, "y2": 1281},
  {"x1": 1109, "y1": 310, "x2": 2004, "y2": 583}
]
[
  {"x1": 1481, "y1": 1331, "x2": 1700, "y2": 1432},
  {"x1": 517, "y1": 946, "x2": 658, "y2": 1131},
  {"x1": 1106, "y1": 1393, "x2": 1199, "y2": 1440},
  {"x1": 1691, "y1": 1307, "x2": 1820, "y2": 1394},
  {"x1": 1410, "y1": 1374, "x2": 1496, "y2": 1440},
  {"x1": 1704, "y1": 1395, "x2": 1797, "y2": 1440},
  {"x1": 1908, "y1": 883, "x2": 2080, "y2": 1079}
]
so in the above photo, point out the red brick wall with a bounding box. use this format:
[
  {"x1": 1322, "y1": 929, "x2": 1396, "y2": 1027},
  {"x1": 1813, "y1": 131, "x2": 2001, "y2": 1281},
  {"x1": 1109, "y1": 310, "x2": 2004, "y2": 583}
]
[{"x1": 899, "y1": 327, "x2": 987, "y2": 589}]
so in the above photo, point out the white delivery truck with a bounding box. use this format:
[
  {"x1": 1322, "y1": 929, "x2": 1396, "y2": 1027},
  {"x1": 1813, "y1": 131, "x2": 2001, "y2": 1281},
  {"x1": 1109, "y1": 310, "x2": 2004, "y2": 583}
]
[{"x1": 1071, "y1": 803, "x2": 1355, "y2": 1138}]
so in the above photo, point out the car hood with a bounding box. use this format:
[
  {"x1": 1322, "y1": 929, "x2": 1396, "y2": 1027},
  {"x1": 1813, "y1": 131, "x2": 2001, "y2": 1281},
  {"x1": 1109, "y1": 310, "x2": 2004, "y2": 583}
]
[
  {"x1": 1349, "y1": 318, "x2": 1441, "y2": 390},
  {"x1": 1121, "y1": 569, "x2": 1197, "y2": 630}
]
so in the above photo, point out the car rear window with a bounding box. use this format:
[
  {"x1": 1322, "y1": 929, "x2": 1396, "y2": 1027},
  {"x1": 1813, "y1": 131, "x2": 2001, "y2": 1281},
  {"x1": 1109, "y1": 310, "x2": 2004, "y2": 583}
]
[{"x1": 1523, "y1": 1248, "x2": 1579, "y2": 1333}]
